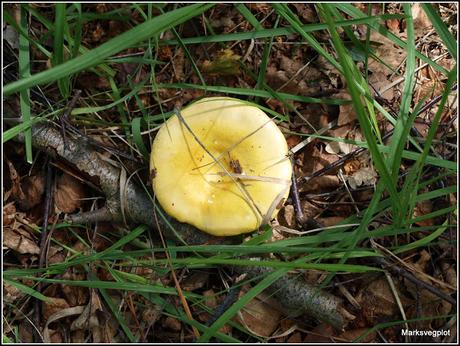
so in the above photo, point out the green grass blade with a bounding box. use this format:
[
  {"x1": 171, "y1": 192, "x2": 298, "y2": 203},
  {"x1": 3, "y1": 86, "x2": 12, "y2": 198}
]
[
  {"x1": 4, "y1": 4, "x2": 214, "y2": 96},
  {"x1": 4, "y1": 279, "x2": 50, "y2": 302},
  {"x1": 161, "y1": 14, "x2": 404, "y2": 46},
  {"x1": 335, "y1": 3, "x2": 448, "y2": 75},
  {"x1": 70, "y1": 3, "x2": 82, "y2": 58},
  {"x1": 53, "y1": 3, "x2": 70, "y2": 98},
  {"x1": 18, "y1": 5, "x2": 33, "y2": 164},
  {"x1": 387, "y1": 4, "x2": 416, "y2": 224},
  {"x1": 318, "y1": 4, "x2": 401, "y2": 215}
]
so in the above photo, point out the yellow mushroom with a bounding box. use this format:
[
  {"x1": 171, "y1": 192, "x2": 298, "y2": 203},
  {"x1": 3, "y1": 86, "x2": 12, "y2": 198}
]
[{"x1": 150, "y1": 97, "x2": 292, "y2": 236}]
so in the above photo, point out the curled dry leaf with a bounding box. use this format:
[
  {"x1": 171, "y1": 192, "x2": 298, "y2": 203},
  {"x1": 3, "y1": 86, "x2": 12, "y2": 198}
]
[
  {"x1": 300, "y1": 175, "x2": 340, "y2": 194},
  {"x1": 337, "y1": 104, "x2": 356, "y2": 126},
  {"x1": 280, "y1": 204, "x2": 296, "y2": 228},
  {"x1": 3, "y1": 281, "x2": 26, "y2": 304},
  {"x1": 369, "y1": 71, "x2": 394, "y2": 101},
  {"x1": 338, "y1": 328, "x2": 376, "y2": 343},
  {"x1": 7, "y1": 159, "x2": 45, "y2": 210},
  {"x1": 3, "y1": 227, "x2": 40, "y2": 255},
  {"x1": 234, "y1": 288, "x2": 282, "y2": 338},
  {"x1": 54, "y1": 173, "x2": 86, "y2": 214},
  {"x1": 163, "y1": 316, "x2": 182, "y2": 332},
  {"x1": 356, "y1": 277, "x2": 412, "y2": 324},
  {"x1": 412, "y1": 3, "x2": 433, "y2": 37},
  {"x1": 71, "y1": 290, "x2": 104, "y2": 331},
  {"x1": 42, "y1": 297, "x2": 71, "y2": 321},
  {"x1": 3, "y1": 202, "x2": 16, "y2": 226},
  {"x1": 182, "y1": 271, "x2": 210, "y2": 291},
  {"x1": 346, "y1": 167, "x2": 377, "y2": 190},
  {"x1": 367, "y1": 31, "x2": 405, "y2": 76}
]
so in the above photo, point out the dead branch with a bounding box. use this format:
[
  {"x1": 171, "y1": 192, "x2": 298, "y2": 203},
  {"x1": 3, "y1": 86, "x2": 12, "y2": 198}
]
[{"x1": 16, "y1": 121, "x2": 353, "y2": 330}]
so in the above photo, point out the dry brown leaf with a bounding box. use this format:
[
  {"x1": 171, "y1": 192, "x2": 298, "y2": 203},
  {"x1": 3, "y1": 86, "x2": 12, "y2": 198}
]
[
  {"x1": 286, "y1": 332, "x2": 303, "y2": 343},
  {"x1": 369, "y1": 71, "x2": 395, "y2": 101},
  {"x1": 316, "y1": 216, "x2": 346, "y2": 227},
  {"x1": 280, "y1": 204, "x2": 296, "y2": 228},
  {"x1": 163, "y1": 316, "x2": 182, "y2": 332},
  {"x1": 3, "y1": 202, "x2": 16, "y2": 226},
  {"x1": 300, "y1": 175, "x2": 340, "y2": 194},
  {"x1": 3, "y1": 281, "x2": 26, "y2": 304},
  {"x1": 182, "y1": 271, "x2": 209, "y2": 291},
  {"x1": 356, "y1": 276, "x2": 412, "y2": 324},
  {"x1": 441, "y1": 262, "x2": 457, "y2": 288},
  {"x1": 337, "y1": 103, "x2": 356, "y2": 126},
  {"x1": 54, "y1": 173, "x2": 86, "y2": 214},
  {"x1": 303, "y1": 323, "x2": 335, "y2": 343},
  {"x1": 19, "y1": 174, "x2": 46, "y2": 210},
  {"x1": 173, "y1": 47, "x2": 185, "y2": 80},
  {"x1": 338, "y1": 328, "x2": 376, "y2": 342},
  {"x1": 412, "y1": 3, "x2": 433, "y2": 37},
  {"x1": 3, "y1": 227, "x2": 40, "y2": 254},
  {"x1": 279, "y1": 55, "x2": 303, "y2": 78},
  {"x1": 413, "y1": 200, "x2": 434, "y2": 226},
  {"x1": 234, "y1": 291, "x2": 282, "y2": 338},
  {"x1": 71, "y1": 290, "x2": 103, "y2": 331},
  {"x1": 346, "y1": 167, "x2": 377, "y2": 190},
  {"x1": 42, "y1": 297, "x2": 71, "y2": 321},
  {"x1": 386, "y1": 18, "x2": 401, "y2": 33},
  {"x1": 368, "y1": 31, "x2": 406, "y2": 76},
  {"x1": 7, "y1": 159, "x2": 45, "y2": 210}
]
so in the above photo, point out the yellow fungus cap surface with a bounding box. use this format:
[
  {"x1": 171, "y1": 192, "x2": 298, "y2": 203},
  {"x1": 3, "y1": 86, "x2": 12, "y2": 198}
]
[{"x1": 150, "y1": 97, "x2": 292, "y2": 236}]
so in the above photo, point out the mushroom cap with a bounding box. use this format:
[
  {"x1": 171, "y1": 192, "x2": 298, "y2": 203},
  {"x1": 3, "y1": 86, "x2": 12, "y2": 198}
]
[{"x1": 150, "y1": 97, "x2": 292, "y2": 236}]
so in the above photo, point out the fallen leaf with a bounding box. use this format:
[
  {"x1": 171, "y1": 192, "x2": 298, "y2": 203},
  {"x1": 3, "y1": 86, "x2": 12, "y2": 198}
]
[
  {"x1": 202, "y1": 49, "x2": 241, "y2": 76},
  {"x1": 338, "y1": 328, "x2": 376, "y2": 342},
  {"x1": 346, "y1": 167, "x2": 377, "y2": 190},
  {"x1": 43, "y1": 297, "x2": 71, "y2": 321},
  {"x1": 412, "y1": 3, "x2": 432, "y2": 37},
  {"x1": 368, "y1": 31, "x2": 406, "y2": 76},
  {"x1": 234, "y1": 290, "x2": 282, "y2": 338},
  {"x1": 71, "y1": 290, "x2": 103, "y2": 331},
  {"x1": 286, "y1": 332, "x2": 303, "y2": 343},
  {"x1": 163, "y1": 316, "x2": 182, "y2": 332},
  {"x1": 280, "y1": 204, "x2": 296, "y2": 228},
  {"x1": 3, "y1": 227, "x2": 40, "y2": 254},
  {"x1": 182, "y1": 271, "x2": 209, "y2": 291},
  {"x1": 386, "y1": 18, "x2": 401, "y2": 33},
  {"x1": 7, "y1": 159, "x2": 45, "y2": 210},
  {"x1": 303, "y1": 323, "x2": 335, "y2": 343},
  {"x1": 356, "y1": 277, "x2": 412, "y2": 324},
  {"x1": 3, "y1": 202, "x2": 16, "y2": 226},
  {"x1": 337, "y1": 103, "x2": 356, "y2": 126},
  {"x1": 3, "y1": 281, "x2": 26, "y2": 304},
  {"x1": 172, "y1": 47, "x2": 185, "y2": 80},
  {"x1": 300, "y1": 175, "x2": 340, "y2": 194},
  {"x1": 413, "y1": 199, "x2": 434, "y2": 226},
  {"x1": 54, "y1": 173, "x2": 86, "y2": 214}
]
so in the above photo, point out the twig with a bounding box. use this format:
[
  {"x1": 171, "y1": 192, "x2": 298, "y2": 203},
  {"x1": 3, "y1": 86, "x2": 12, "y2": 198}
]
[
  {"x1": 34, "y1": 159, "x2": 54, "y2": 342},
  {"x1": 290, "y1": 161, "x2": 304, "y2": 224},
  {"x1": 59, "y1": 90, "x2": 82, "y2": 151},
  {"x1": 372, "y1": 257, "x2": 456, "y2": 306}
]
